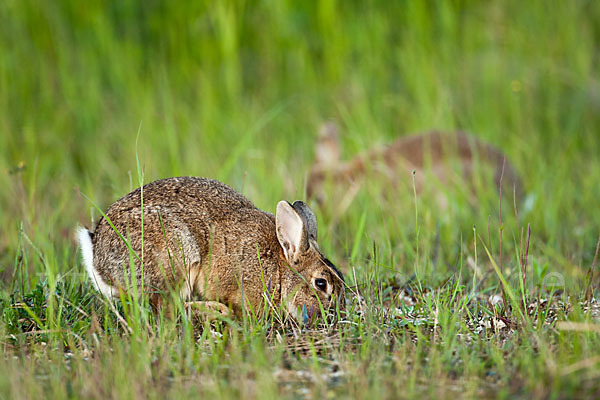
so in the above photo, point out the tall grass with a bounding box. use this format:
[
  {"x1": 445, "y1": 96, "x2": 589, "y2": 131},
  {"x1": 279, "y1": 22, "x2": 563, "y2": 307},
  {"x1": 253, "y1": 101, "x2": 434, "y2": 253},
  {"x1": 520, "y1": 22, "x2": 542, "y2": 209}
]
[{"x1": 1, "y1": 0, "x2": 600, "y2": 398}]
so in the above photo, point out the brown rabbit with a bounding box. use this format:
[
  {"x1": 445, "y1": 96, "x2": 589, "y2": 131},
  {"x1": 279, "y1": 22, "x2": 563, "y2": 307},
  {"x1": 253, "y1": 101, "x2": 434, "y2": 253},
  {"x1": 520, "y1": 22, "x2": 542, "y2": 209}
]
[
  {"x1": 77, "y1": 177, "x2": 344, "y2": 321},
  {"x1": 307, "y1": 122, "x2": 522, "y2": 208}
]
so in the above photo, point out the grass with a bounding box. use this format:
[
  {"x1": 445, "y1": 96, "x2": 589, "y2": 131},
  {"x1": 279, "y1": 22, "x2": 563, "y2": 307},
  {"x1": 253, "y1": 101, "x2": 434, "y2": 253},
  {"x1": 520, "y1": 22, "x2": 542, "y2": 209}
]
[{"x1": 1, "y1": 0, "x2": 600, "y2": 398}]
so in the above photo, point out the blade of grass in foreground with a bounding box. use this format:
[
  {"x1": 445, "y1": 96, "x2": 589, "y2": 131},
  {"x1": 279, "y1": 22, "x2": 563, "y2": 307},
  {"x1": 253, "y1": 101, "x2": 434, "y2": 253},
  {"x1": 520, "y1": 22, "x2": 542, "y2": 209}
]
[
  {"x1": 350, "y1": 209, "x2": 367, "y2": 265},
  {"x1": 480, "y1": 236, "x2": 526, "y2": 322}
]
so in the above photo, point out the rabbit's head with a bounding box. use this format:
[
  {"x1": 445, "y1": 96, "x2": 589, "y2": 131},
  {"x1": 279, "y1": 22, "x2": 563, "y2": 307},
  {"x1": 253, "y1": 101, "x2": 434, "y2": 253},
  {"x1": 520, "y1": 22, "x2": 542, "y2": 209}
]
[{"x1": 276, "y1": 200, "x2": 345, "y2": 322}]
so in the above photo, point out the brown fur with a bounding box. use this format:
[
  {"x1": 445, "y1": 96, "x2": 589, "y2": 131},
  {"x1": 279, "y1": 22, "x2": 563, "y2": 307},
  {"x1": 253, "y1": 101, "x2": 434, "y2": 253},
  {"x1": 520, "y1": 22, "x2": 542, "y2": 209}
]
[
  {"x1": 85, "y1": 177, "x2": 344, "y2": 320},
  {"x1": 307, "y1": 124, "x2": 522, "y2": 205}
]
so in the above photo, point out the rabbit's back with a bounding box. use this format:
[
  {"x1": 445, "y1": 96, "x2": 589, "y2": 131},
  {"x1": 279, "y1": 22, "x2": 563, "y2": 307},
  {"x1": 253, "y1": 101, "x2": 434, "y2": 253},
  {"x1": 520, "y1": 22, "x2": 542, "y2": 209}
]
[{"x1": 104, "y1": 177, "x2": 254, "y2": 218}]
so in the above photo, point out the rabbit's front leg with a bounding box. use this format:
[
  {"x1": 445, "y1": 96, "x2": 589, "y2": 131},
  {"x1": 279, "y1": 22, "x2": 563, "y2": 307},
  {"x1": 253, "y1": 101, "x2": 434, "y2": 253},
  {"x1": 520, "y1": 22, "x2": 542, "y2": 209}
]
[{"x1": 185, "y1": 301, "x2": 230, "y2": 321}]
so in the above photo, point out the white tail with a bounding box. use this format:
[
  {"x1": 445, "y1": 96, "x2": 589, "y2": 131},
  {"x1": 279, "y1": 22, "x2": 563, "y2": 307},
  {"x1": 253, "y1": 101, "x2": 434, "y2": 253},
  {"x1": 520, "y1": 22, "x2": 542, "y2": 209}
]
[{"x1": 77, "y1": 226, "x2": 116, "y2": 298}]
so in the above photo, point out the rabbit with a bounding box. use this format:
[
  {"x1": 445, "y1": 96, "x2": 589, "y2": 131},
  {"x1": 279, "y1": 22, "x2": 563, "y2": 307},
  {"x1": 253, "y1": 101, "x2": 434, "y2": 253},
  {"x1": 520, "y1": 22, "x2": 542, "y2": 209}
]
[
  {"x1": 307, "y1": 122, "x2": 522, "y2": 210},
  {"x1": 77, "y1": 177, "x2": 345, "y2": 321}
]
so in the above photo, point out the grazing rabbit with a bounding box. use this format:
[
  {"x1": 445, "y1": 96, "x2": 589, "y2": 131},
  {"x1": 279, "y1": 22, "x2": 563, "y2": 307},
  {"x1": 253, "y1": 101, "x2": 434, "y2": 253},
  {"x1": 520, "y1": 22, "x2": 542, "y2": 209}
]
[
  {"x1": 307, "y1": 122, "x2": 522, "y2": 209},
  {"x1": 78, "y1": 177, "x2": 344, "y2": 320}
]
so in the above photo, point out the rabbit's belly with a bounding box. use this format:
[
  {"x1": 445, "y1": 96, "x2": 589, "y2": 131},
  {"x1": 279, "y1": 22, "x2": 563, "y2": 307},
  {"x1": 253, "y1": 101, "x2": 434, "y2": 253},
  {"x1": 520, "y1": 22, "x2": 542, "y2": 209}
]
[{"x1": 178, "y1": 263, "x2": 203, "y2": 300}]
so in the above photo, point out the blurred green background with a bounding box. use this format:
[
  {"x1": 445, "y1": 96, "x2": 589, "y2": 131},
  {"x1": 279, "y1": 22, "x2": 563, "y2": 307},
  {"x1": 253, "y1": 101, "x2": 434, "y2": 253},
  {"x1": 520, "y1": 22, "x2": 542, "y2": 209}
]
[{"x1": 1, "y1": 0, "x2": 599, "y2": 285}]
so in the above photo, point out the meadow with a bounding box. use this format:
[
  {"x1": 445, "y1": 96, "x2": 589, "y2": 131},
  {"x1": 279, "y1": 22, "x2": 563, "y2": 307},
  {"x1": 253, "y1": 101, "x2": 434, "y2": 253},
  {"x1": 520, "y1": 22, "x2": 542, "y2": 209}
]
[{"x1": 1, "y1": 0, "x2": 600, "y2": 398}]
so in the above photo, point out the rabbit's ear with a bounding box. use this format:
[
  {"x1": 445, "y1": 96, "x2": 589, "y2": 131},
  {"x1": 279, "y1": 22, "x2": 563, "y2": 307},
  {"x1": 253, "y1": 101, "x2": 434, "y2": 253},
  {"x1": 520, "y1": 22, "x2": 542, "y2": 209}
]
[
  {"x1": 315, "y1": 121, "x2": 341, "y2": 166},
  {"x1": 292, "y1": 201, "x2": 317, "y2": 242},
  {"x1": 276, "y1": 201, "x2": 309, "y2": 261}
]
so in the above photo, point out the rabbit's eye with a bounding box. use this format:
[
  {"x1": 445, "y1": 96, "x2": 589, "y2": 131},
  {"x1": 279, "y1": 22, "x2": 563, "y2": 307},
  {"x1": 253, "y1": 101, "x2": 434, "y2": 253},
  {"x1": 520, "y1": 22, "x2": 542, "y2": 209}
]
[{"x1": 315, "y1": 278, "x2": 328, "y2": 292}]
